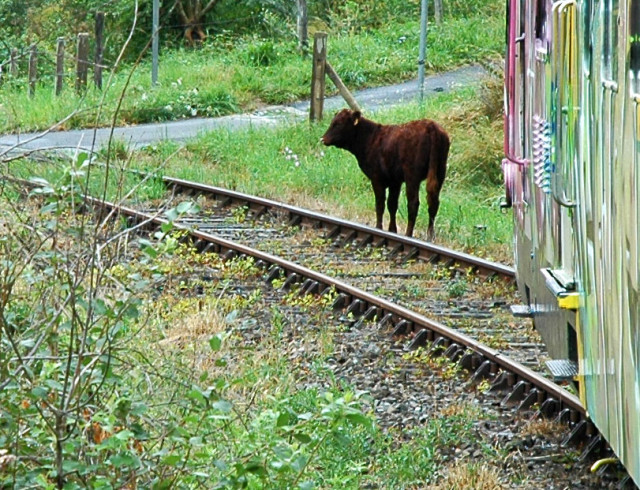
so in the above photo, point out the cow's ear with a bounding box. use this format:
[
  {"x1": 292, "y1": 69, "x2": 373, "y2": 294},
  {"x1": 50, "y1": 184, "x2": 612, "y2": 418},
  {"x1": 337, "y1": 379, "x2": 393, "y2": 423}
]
[{"x1": 352, "y1": 111, "x2": 361, "y2": 126}]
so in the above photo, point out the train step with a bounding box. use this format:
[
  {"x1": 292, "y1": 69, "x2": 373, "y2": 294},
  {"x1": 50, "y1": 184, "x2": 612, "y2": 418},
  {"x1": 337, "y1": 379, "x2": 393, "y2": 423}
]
[
  {"x1": 545, "y1": 359, "x2": 578, "y2": 382},
  {"x1": 510, "y1": 304, "x2": 534, "y2": 318}
]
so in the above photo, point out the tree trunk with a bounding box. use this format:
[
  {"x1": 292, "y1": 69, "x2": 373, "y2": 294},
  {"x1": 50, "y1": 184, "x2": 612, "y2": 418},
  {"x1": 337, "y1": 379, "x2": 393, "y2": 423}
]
[
  {"x1": 176, "y1": 0, "x2": 221, "y2": 45},
  {"x1": 296, "y1": 0, "x2": 308, "y2": 53}
]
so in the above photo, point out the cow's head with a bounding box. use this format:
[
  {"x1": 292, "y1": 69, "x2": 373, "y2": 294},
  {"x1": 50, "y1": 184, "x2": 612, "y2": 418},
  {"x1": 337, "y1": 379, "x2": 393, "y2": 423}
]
[{"x1": 321, "y1": 109, "x2": 361, "y2": 148}]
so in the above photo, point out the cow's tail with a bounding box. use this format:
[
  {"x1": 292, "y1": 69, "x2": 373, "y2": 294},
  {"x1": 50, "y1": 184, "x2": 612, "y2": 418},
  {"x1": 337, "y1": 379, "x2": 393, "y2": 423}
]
[{"x1": 433, "y1": 130, "x2": 449, "y2": 189}]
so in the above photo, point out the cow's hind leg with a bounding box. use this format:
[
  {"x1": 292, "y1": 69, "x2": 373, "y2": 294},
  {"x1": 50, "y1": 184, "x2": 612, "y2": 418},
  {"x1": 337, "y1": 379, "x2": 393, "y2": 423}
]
[
  {"x1": 426, "y1": 175, "x2": 442, "y2": 241},
  {"x1": 372, "y1": 182, "x2": 386, "y2": 230},
  {"x1": 405, "y1": 183, "x2": 420, "y2": 237},
  {"x1": 387, "y1": 182, "x2": 401, "y2": 234},
  {"x1": 425, "y1": 134, "x2": 449, "y2": 240}
]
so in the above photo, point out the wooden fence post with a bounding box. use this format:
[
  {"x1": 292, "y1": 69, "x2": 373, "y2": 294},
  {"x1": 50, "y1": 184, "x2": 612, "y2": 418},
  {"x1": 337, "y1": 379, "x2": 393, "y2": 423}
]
[
  {"x1": 28, "y1": 44, "x2": 37, "y2": 97},
  {"x1": 10, "y1": 48, "x2": 17, "y2": 77},
  {"x1": 94, "y1": 12, "x2": 105, "y2": 89},
  {"x1": 325, "y1": 61, "x2": 361, "y2": 112},
  {"x1": 56, "y1": 37, "x2": 65, "y2": 95},
  {"x1": 76, "y1": 32, "x2": 89, "y2": 94},
  {"x1": 310, "y1": 32, "x2": 327, "y2": 122}
]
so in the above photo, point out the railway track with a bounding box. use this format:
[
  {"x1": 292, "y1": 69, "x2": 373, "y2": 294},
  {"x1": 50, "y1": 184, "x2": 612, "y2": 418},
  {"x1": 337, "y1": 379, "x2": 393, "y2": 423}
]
[
  {"x1": 3, "y1": 174, "x2": 633, "y2": 487},
  {"x1": 136, "y1": 178, "x2": 548, "y2": 375}
]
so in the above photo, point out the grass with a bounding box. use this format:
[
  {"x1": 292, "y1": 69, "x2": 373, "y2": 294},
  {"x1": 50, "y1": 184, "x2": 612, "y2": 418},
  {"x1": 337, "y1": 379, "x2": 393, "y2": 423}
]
[
  {"x1": 126, "y1": 83, "x2": 512, "y2": 261},
  {"x1": 121, "y1": 247, "x2": 506, "y2": 488},
  {"x1": 0, "y1": 5, "x2": 504, "y2": 133},
  {"x1": 4, "y1": 78, "x2": 512, "y2": 262},
  {"x1": 0, "y1": 3, "x2": 524, "y2": 487}
]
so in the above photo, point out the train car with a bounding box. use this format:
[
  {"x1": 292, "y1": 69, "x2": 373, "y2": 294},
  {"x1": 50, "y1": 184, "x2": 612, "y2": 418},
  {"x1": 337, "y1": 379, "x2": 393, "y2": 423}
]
[{"x1": 502, "y1": 0, "x2": 640, "y2": 485}]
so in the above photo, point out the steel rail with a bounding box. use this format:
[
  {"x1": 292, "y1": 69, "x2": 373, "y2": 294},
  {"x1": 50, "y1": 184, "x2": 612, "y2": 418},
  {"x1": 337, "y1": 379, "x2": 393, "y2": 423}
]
[
  {"x1": 159, "y1": 176, "x2": 516, "y2": 280},
  {"x1": 2, "y1": 175, "x2": 577, "y2": 416},
  {"x1": 4, "y1": 176, "x2": 608, "y2": 473},
  {"x1": 100, "y1": 196, "x2": 583, "y2": 419}
]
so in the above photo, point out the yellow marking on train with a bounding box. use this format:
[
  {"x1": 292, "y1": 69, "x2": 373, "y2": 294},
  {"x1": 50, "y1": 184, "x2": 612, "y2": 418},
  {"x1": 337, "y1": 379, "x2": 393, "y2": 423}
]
[{"x1": 558, "y1": 292, "x2": 580, "y2": 310}]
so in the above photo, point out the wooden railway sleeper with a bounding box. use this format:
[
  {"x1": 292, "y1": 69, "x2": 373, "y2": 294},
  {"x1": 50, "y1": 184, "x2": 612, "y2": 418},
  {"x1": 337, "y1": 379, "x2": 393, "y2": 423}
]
[
  {"x1": 282, "y1": 273, "x2": 300, "y2": 290},
  {"x1": 469, "y1": 359, "x2": 495, "y2": 384},
  {"x1": 408, "y1": 328, "x2": 431, "y2": 350},
  {"x1": 338, "y1": 229, "x2": 358, "y2": 248},
  {"x1": 402, "y1": 247, "x2": 420, "y2": 263},
  {"x1": 428, "y1": 336, "x2": 448, "y2": 356},
  {"x1": 249, "y1": 206, "x2": 268, "y2": 220},
  {"x1": 489, "y1": 371, "x2": 516, "y2": 393},
  {"x1": 517, "y1": 387, "x2": 542, "y2": 411},
  {"x1": 324, "y1": 225, "x2": 341, "y2": 239},
  {"x1": 346, "y1": 299, "x2": 366, "y2": 317},
  {"x1": 356, "y1": 234, "x2": 373, "y2": 248},
  {"x1": 353, "y1": 305, "x2": 379, "y2": 328},
  {"x1": 391, "y1": 319, "x2": 411, "y2": 336},
  {"x1": 501, "y1": 380, "x2": 531, "y2": 407},
  {"x1": 388, "y1": 242, "x2": 404, "y2": 257},
  {"x1": 372, "y1": 236, "x2": 387, "y2": 248},
  {"x1": 266, "y1": 265, "x2": 284, "y2": 283}
]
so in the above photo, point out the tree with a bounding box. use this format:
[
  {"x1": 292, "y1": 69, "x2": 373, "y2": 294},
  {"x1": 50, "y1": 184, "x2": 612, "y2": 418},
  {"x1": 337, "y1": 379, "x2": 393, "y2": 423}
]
[
  {"x1": 296, "y1": 0, "x2": 308, "y2": 52},
  {"x1": 175, "y1": 0, "x2": 222, "y2": 45}
]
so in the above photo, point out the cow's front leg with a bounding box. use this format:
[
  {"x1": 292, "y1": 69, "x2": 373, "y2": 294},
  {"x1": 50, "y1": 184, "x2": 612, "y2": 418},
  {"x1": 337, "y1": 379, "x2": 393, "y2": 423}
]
[
  {"x1": 387, "y1": 182, "x2": 401, "y2": 234},
  {"x1": 372, "y1": 182, "x2": 386, "y2": 230}
]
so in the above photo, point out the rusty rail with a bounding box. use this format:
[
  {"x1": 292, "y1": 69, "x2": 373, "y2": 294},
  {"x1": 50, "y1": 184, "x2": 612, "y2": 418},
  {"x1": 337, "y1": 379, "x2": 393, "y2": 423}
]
[{"x1": 162, "y1": 175, "x2": 516, "y2": 281}]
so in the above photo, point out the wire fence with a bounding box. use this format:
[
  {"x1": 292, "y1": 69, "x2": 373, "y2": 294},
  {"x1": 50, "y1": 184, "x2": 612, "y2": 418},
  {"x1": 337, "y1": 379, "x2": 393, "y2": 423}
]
[{"x1": 0, "y1": 13, "x2": 109, "y2": 96}]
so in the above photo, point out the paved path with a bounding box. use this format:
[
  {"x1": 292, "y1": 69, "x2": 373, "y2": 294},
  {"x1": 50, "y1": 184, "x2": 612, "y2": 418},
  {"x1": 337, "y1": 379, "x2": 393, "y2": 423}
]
[{"x1": 0, "y1": 65, "x2": 485, "y2": 154}]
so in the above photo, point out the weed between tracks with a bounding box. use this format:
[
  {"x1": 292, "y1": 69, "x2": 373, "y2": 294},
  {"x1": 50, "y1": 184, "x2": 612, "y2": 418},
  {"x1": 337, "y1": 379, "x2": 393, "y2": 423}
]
[
  {"x1": 110, "y1": 239, "x2": 510, "y2": 488},
  {"x1": 0, "y1": 178, "x2": 592, "y2": 487}
]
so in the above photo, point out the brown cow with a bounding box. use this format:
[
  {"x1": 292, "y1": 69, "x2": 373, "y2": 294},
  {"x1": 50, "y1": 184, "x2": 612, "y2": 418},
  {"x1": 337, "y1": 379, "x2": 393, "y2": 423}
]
[{"x1": 321, "y1": 109, "x2": 449, "y2": 240}]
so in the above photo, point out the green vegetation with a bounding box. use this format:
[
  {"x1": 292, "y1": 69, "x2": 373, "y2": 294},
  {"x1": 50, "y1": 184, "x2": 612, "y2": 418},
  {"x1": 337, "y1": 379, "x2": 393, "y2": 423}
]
[
  {"x1": 0, "y1": 196, "x2": 501, "y2": 487},
  {"x1": 0, "y1": 0, "x2": 513, "y2": 487},
  {"x1": 0, "y1": 0, "x2": 504, "y2": 133},
  {"x1": 126, "y1": 82, "x2": 510, "y2": 259}
]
